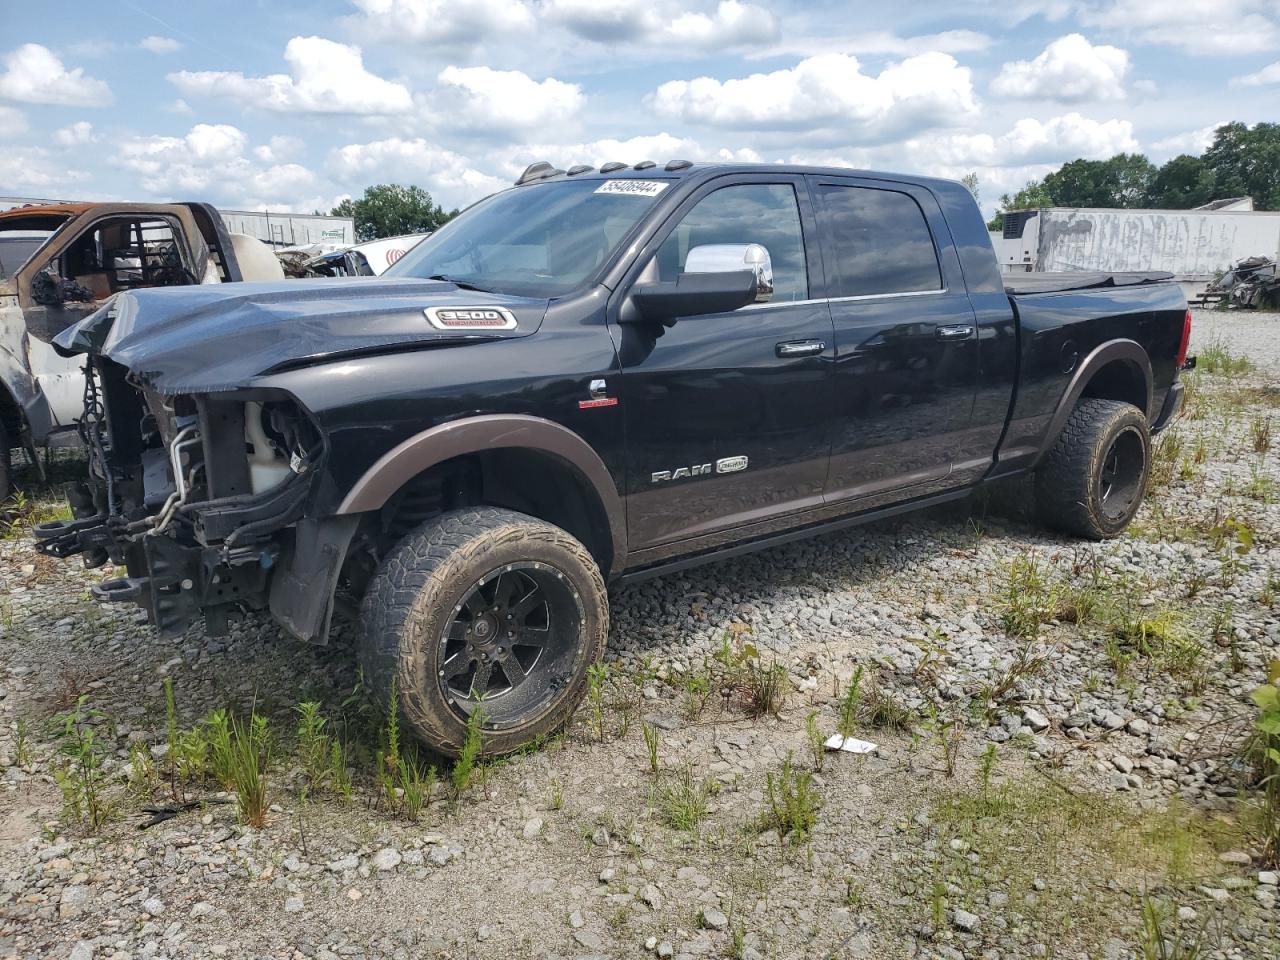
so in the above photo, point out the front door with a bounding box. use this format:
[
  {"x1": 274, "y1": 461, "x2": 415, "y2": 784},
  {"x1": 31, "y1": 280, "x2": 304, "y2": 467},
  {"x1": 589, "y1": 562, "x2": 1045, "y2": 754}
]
[
  {"x1": 809, "y1": 177, "x2": 980, "y2": 506},
  {"x1": 613, "y1": 177, "x2": 834, "y2": 553}
]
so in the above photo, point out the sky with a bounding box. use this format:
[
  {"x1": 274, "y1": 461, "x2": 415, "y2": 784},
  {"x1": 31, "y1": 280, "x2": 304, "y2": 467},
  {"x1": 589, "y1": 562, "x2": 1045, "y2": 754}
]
[{"x1": 1, "y1": 0, "x2": 1278, "y2": 218}]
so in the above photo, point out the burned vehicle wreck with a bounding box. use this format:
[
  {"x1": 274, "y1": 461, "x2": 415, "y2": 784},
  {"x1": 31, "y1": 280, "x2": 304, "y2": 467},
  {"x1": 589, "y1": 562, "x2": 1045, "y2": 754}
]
[{"x1": 35, "y1": 161, "x2": 1192, "y2": 757}]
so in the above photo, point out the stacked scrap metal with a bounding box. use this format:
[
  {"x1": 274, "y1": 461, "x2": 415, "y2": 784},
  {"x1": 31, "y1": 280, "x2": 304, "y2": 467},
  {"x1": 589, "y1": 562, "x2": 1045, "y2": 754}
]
[{"x1": 1199, "y1": 256, "x2": 1280, "y2": 309}]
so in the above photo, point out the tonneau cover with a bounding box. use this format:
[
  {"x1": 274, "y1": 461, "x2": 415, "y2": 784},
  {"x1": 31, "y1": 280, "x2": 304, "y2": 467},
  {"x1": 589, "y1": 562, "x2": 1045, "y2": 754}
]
[{"x1": 1004, "y1": 271, "x2": 1174, "y2": 296}]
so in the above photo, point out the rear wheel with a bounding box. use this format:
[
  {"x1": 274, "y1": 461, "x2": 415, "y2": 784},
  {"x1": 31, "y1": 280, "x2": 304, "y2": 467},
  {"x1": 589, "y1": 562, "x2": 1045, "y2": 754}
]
[
  {"x1": 357, "y1": 507, "x2": 609, "y2": 757},
  {"x1": 1035, "y1": 398, "x2": 1150, "y2": 539}
]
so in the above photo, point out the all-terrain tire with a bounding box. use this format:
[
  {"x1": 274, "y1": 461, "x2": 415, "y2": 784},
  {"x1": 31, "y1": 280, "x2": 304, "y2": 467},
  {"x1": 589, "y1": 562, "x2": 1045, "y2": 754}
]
[
  {"x1": 1035, "y1": 398, "x2": 1150, "y2": 539},
  {"x1": 358, "y1": 507, "x2": 609, "y2": 757}
]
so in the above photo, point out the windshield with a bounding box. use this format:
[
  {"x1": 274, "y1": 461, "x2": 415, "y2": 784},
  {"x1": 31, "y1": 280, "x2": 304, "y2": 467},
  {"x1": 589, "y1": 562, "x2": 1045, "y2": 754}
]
[{"x1": 385, "y1": 178, "x2": 672, "y2": 297}]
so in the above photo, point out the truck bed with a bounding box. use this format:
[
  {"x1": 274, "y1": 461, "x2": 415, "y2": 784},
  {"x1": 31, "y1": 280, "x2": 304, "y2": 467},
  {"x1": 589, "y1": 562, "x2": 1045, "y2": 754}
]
[{"x1": 1004, "y1": 271, "x2": 1174, "y2": 296}]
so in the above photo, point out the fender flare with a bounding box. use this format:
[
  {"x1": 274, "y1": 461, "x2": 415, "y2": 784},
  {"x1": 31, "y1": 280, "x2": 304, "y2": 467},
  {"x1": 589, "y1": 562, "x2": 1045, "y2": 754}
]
[
  {"x1": 1035, "y1": 338, "x2": 1152, "y2": 466},
  {"x1": 335, "y1": 414, "x2": 627, "y2": 575}
]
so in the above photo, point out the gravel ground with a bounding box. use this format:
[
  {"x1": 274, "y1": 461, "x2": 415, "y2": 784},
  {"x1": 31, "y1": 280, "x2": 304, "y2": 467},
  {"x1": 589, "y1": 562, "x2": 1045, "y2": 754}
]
[{"x1": 3, "y1": 309, "x2": 1280, "y2": 960}]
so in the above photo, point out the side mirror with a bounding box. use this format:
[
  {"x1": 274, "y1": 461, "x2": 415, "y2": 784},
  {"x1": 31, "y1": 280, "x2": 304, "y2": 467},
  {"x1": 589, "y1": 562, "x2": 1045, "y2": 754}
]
[
  {"x1": 622, "y1": 243, "x2": 775, "y2": 326},
  {"x1": 684, "y1": 243, "x2": 774, "y2": 304}
]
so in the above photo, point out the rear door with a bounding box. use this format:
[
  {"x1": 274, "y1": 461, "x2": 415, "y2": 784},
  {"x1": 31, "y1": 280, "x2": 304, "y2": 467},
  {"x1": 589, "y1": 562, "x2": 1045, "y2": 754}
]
[
  {"x1": 808, "y1": 176, "x2": 980, "y2": 505},
  {"x1": 614, "y1": 175, "x2": 834, "y2": 551}
]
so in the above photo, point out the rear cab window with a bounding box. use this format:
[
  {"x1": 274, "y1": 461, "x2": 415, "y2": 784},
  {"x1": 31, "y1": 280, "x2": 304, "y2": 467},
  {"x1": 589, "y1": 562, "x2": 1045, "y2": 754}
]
[{"x1": 813, "y1": 184, "x2": 942, "y2": 298}]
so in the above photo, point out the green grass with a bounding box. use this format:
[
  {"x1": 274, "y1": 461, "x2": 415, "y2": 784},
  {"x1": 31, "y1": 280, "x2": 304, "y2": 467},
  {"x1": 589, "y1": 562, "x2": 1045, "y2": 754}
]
[
  {"x1": 660, "y1": 764, "x2": 715, "y2": 831},
  {"x1": 759, "y1": 754, "x2": 819, "y2": 843},
  {"x1": 1197, "y1": 336, "x2": 1253, "y2": 377}
]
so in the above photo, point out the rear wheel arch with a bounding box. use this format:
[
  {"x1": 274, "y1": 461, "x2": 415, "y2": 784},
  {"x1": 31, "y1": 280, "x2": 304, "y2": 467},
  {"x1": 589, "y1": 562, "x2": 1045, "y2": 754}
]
[{"x1": 1035, "y1": 339, "x2": 1152, "y2": 467}]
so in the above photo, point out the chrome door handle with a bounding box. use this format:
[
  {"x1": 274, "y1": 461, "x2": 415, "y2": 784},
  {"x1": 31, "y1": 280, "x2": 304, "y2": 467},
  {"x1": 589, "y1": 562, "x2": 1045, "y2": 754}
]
[
  {"x1": 936, "y1": 325, "x2": 974, "y2": 340},
  {"x1": 776, "y1": 340, "x2": 825, "y2": 358}
]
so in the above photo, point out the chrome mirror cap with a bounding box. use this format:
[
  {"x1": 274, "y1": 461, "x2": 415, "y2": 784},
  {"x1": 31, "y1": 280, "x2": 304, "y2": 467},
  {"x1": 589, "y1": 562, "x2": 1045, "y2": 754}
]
[{"x1": 684, "y1": 243, "x2": 774, "y2": 303}]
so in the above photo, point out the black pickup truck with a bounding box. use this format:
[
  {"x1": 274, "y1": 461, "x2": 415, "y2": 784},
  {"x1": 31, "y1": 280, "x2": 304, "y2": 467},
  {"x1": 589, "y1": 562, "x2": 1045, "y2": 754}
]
[{"x1": 32, "y1": 161, "x2": 1193, "y2": 755}]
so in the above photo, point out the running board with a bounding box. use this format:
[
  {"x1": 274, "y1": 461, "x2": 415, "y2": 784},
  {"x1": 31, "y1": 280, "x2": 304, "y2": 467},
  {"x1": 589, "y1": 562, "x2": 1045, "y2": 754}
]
[{"x1": 613, "y1": 487, "x2": 972, "y2": 587}]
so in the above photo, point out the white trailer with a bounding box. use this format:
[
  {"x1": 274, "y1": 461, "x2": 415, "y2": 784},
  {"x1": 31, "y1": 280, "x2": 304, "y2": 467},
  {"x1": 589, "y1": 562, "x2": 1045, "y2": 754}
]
[{"x1": 992, "y1": 204, "x2": 1280, "y2": 300}]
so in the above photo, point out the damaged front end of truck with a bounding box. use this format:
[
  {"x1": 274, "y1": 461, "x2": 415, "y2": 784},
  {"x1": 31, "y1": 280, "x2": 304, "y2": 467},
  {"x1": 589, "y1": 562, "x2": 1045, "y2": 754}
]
[
  {"x1": 34, "y1": 342, "x2": 334, "y2": 639},
  {"x1": 29, "y1": 277, "x2": 537, "y2": 642}
]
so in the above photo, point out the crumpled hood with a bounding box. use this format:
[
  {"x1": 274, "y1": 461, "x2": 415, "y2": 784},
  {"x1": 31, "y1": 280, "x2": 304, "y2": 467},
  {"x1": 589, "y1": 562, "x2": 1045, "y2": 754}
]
[{"x1": 54, "y1": 278, "x2": 549, "y2": 395}]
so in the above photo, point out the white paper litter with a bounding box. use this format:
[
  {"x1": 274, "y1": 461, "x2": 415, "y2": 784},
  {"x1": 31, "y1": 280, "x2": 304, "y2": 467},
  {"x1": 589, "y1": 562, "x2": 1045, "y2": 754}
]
[{"x1": 823, "y1": 734, "x2": 878, "y2": 754}]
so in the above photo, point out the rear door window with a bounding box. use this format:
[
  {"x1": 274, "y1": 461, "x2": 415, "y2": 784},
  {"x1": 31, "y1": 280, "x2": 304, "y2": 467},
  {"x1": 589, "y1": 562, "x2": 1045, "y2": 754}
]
[{"x1": 816, "y1": 185, "x2": 942, "y2": 298}]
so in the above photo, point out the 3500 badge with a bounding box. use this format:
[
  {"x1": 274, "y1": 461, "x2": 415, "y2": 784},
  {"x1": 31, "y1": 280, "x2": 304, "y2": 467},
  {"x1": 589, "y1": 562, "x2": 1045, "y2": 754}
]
[{"x1": 424, "y1": 306, "x2": 518, "y2": 330}]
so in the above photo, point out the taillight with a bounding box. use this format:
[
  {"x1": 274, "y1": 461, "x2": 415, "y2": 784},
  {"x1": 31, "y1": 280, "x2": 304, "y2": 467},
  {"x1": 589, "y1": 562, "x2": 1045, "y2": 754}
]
[{"x1": 1175, "y1": 308, "x2": 1192, "y2": 369}]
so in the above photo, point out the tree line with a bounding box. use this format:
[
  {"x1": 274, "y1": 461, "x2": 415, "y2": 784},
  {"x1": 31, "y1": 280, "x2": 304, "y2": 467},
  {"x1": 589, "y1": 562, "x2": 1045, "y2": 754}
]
[
  {"x1": 330, "y1": 184, "x2": 459, "y2": 242},
  {"x1": 988, "y1": 121, "x2": 1280, "y2": 230}
]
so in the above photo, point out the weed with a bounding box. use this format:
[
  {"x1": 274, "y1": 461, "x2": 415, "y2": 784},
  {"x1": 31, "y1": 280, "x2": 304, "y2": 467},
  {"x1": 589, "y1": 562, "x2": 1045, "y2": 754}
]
[
  {"x1": 744, "y1": 656, "x2": 788, "y2": 717},
  {"x1": 760, "y1": 754, "x2": 819, "y2": 843},
  {"x1": 164, "y1": 677, "x2": 179, "y2": 792},
  {"x1": 451, "y1": 707, "x2": 485, "y2": 800},
  {"x1": 999, "y1": 555, "x2": 1059, "y2": 639},
  {"x1": 681, "y1": 669, "x2": 713, "y2": 719},
  {"x1": 587, "y1": 661, "x2": 609, "y2": 740},
  {"x1": 1139, "y1": 894, "x2": 1210, "y2": 960},
  {"x1": 1248, "y1": 671, "x2": 1280, "y2": 866},
  {"x1": 296, "y1": 701, "x2": 330, "y2": 790},
  {"x1": 921, "y1": 703, "x2": 963, "y2": 778},
  {"x1": 1251, "y1": 416, "x2": 1273, "y2": 455},
  {"x1": 1198, "y1": 336, "x2": 1252, "y2": 377},
  {"x1": 126, "y1": 740, "x2": 158, "y2": 799},
  {"x1": 1151, "y1": 432, "x2": 1184, "y2": 489},
  {"x1": 51, "y1": 696, "x2": 112, "y2": 833},
  {"x1": 641, "y1": 720, "x2": 660, "y2": 776},
  {"x1": 1261, "y1": 568, "x2": 1280, "y2": 607},
  {"x1": 228, "y1": 713, "x2": 269, "y2": 827},
  {"x1": 863, "y1": 684, "x2": 914, "y2": 732},
  {"x1": 805, "y1": 711, "x2": 826, "y2": 773},
  {"x1": 548, "y1": 778, "x2": 564, "y2": 811},
  {"x1": 206, "y1": 709, "x2": 234, "y2": 789},
  {"x1": 930, "y1": 878, "x2": 947, "y2": 934},
  {"x1": 14, "y1": 717, "x2": 31, "y2": 767},
  {"x1": 398, "y1": 756, "x2": 436, "y2": 821},
  {"x1": 1110, "y1": 607, "x2": 1205, "y2": 688},
  {"x1": 660, "y1": 764, "x2": 714, "y2": 831},
  {"x1": 837, "y1": 666, "x2": 864, "y2": 739}
]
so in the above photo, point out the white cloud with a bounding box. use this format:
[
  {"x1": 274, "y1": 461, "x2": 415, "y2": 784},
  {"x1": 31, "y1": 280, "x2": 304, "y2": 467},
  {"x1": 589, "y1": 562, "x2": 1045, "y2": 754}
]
[
  {"x1": 662, "y1": 1, "x2": 778, "y2": 49},
  {"x1": 753, "y1": 29, "x2": 990, "y2": 60},
  {"x1": 165, "y1": 98, "x2": 193, "y2": 114},
  {"x1": 649, "y1": 52, "x2": 978, "y2": 138},
  {"x1": 115, "y1": 122, "x2": 322, "y2": 209},
  {"x1": 991, "y1": 34, "x2": 1129, "y2": 102},
  {"x1": 253, "y1": 135, "x2": 305, "y2": 164},
  {"x1": 1150, "y1": 124, "x2": 1222, "y2": 157},
  {"x1": 139, "y1": 36, "x2": 182, "y2": 54},
  {"x1": 1233, "y1": 62, "x2": 1280, "y2": 87},
  {"x1": 168, "y1": 36, "x2": 412, "y2": 114},
  {"x1": 53, "y1": 121, "x2": 95, "y2": 146},
  {"x1": 1078, "y1": 0, "x2": 1280, "y2": 56},
  {"x1": 347, "y1": 0, "x2": 535, "y2": 45},
  {"x1": 0, "y1": 44, "x2": 112, "y2": 107},
  {"x1": 0, "y1": 146, "x2": 89, "y2": 191},
  {"x1": 904, "y1": 114, "x2": 1139, "y2": 168},
  {"x1": 329, "y1": 137, "x2": 508, "y2": 208},
  {"x1": 0, "y1": 105, "x2": 28, "y2": 137},
  {"x1": 433, "y1": 66, "x2": 583, "y2": 135}
]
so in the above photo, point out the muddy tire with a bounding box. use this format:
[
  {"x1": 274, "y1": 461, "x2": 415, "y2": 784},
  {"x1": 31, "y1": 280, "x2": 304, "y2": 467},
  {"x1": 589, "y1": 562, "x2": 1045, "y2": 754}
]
[
  {"x1": 358, "y1": 507, "x2": 608, "y2": 757},
  {"x1": 1035, "y1": 398, "x2": 1150, "y2": 539}
]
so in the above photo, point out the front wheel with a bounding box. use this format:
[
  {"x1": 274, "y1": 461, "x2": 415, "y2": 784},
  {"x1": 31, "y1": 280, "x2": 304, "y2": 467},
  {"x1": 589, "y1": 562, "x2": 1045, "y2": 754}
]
[
  {"x1": 1035, "y1": 398, "x2": 1150, "y2": 539},
  {"x1": 358, "y1": 507, "x2": 609, "y2": 757}
]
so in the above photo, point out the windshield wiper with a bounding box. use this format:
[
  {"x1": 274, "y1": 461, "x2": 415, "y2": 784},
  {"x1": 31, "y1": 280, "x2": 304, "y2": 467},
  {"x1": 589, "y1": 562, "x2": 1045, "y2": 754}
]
[{"x1": 425, "y1": 274, "x2": 491, "y2": 293}]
